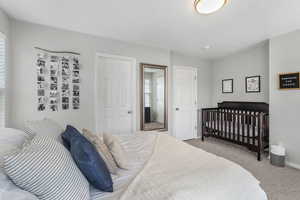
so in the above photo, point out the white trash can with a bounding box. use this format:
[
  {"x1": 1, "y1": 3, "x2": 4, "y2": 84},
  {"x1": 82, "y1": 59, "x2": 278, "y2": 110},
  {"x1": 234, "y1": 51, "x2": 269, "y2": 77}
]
[{"x1": 270, "y1": 145, "x2": 285, "y2": 167}]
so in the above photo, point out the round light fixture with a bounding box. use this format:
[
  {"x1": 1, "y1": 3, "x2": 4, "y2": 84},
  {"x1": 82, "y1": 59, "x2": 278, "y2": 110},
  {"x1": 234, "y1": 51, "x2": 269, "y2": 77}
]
[{"x1": 195, "y1": 0, "x2": 228, "y2": 15}]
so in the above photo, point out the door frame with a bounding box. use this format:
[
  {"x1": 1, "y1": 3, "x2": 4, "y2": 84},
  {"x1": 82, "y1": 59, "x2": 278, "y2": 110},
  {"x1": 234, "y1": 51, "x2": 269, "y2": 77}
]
[
  {"x1": 94, "y1": 53, "x2": 137, "y2": 133},
  {"x1": 172, "y1": 66, "x2": 198, "y2": 140}
]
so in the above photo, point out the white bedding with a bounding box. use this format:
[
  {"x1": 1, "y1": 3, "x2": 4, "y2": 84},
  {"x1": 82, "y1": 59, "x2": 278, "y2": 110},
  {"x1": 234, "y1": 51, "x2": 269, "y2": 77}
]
[
  {"x1": 91, "y1": 132, "x2": 157, "y2": 200},
  {"x1": 1, "y1": 131, "x2": 267, "y2": 200},
  {"x1": 92, "y1": 133, "x2": 267, "y2": 200}
]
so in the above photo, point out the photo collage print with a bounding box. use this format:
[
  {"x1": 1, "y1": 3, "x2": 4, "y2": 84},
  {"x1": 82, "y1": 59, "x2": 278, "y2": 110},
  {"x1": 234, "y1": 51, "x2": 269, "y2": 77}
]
[{"x1": 36, "y1": 51, "x2": 80, "y2": 111}]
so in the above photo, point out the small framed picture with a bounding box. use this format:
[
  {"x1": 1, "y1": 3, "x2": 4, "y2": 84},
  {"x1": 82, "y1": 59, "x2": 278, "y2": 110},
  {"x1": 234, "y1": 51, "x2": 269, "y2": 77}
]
[
  {"x1": 222, "y1": 79, "x2": 233, "y2": 93},
  {"x1": 279, "y1": 72, "x2": 300, "y2": 90},
  {"x1": 246, "y1": 75, "x2": 261, "y2": 93}
]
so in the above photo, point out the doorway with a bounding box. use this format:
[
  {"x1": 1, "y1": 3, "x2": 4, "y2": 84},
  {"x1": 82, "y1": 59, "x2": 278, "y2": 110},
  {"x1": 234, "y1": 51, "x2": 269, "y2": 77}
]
[
  {"x1": 95, "y1": 53, "x2": 136, "y2": 135},
  {"x1": 173, "y1": 66, "x2": 198, "y2": 140}
]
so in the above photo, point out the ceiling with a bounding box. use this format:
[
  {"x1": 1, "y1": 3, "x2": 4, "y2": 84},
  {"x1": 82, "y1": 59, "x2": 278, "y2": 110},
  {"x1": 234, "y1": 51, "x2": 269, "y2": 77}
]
[{"x1": 1, "y1": 0, "x2": 300, "y2": 59}]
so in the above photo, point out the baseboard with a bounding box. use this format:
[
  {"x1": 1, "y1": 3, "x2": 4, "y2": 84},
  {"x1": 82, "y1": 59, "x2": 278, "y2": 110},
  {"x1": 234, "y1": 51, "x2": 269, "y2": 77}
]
[{"x1": 286, "y1": 161, "x2": 300, "y2": 170}]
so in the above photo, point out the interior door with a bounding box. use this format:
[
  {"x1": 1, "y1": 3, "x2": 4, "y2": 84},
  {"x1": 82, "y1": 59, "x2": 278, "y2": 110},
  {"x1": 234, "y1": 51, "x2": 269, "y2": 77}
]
[
  {"x1": 96, "y1": 55, "x2": 135, "y2": 135},
  {"x1": 173, "y1": 66, "x2": 197, "y2": 140}
]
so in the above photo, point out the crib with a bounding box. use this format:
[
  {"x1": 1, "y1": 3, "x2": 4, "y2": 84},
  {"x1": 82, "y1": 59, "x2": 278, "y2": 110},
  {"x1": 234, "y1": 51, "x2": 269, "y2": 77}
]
[{"x1": 200, "y1": 101, "x2": 269, "y2": 161}]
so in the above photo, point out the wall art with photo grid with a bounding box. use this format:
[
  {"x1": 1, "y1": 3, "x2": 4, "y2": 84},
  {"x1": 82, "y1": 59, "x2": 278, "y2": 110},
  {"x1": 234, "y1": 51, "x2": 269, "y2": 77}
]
[{"x1": 35, "y1": 49, "x2": 80, "y2": 111}]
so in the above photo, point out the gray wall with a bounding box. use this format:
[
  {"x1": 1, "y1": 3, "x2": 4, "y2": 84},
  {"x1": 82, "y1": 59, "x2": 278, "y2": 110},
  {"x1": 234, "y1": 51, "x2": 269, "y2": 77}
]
[
  {"x1": 10, "y1": 19, "x2": 171, "y2": 132},
  {"x1": 0, "y1": 9, "x2": 11, "y2": 127},
  {"x1": 211, "y1": 42, "x2": 269, "y2": 106},
  {"x1": 9, "y1": 20, "x2": 213, "y2": 136},
  {"x1": 269, "y1": 30, "x2": 300, "y2": 168}
]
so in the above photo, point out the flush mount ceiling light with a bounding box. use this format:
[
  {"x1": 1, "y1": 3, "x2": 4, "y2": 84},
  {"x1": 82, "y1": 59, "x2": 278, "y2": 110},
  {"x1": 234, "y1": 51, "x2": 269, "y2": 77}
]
[{"x1": 194, "y1": 0, "x2": 228, "y2": 15}]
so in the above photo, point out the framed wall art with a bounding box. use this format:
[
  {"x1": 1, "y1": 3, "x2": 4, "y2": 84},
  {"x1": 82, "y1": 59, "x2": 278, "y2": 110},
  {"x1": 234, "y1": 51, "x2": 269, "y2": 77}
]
[
  {"x1": 222, "y1": 79, "x2": 233, "y2": 93},
  {"x1": 246, "y1": 75, "x2": 261, "y2": 93},
  {"x1": 279, "y1": 72, "x2": 300, "y2": 90}
]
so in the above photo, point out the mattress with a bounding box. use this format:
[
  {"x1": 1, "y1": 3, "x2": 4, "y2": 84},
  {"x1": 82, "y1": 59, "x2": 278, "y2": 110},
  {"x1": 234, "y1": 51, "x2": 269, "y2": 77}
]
[{"x1": 90, "y1": 132, "x2": 157, "y2": 200}]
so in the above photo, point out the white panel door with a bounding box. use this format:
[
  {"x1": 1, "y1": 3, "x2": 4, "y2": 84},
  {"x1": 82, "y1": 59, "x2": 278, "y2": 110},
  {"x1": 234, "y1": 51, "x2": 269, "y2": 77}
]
[
  {"x1": 173, "y1": 66, "x2": 197, "y2": 140},
  {"x1": 96, "y1": 55, "x2": 135, "y2": 135}
]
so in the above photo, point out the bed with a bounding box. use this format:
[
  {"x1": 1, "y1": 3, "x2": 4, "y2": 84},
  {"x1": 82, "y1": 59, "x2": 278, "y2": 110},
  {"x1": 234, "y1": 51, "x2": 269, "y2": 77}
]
[
  {"x1": 201, "y1": 101, "x2": 269, "y2": 161},
  {"x1": 91, "y1": 132, "x2": 267, "y2": 200},
  {"x1": 1, "y1": 125, "x2": 267, "y2": 200}
]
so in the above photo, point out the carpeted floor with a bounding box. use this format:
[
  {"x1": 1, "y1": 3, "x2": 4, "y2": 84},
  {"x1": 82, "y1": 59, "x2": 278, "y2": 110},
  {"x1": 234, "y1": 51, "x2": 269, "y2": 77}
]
[{"x1": 186, "y1": 138, "x2": 300, "y2": 200}]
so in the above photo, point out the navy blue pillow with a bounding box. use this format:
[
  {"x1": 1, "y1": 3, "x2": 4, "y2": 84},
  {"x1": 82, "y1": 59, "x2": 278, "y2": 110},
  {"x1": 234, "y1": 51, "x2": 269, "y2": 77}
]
[{"x1": 61, "y1": 125, "x2": 113, "y2": 192}]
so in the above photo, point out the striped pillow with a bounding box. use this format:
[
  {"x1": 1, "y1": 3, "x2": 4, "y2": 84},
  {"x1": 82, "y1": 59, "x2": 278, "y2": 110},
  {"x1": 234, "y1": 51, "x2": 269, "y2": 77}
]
[{"x1": 3, "y1": 136, "x2": 90, "y2": 200}]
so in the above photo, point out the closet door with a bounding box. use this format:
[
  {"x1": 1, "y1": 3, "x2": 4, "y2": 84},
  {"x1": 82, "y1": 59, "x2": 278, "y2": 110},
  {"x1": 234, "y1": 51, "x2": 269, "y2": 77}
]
[
  {"x1": 96, "y1": 55, "x2": 136, "y2": 135},
  {"x1": 173, "y1": 66, "x2": 197, "y2": 140}
]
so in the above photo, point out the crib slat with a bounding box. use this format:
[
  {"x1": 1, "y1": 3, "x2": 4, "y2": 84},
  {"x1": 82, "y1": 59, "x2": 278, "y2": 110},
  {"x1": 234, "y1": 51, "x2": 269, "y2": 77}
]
[
  {"x1": 224, "y1": 110, "x2": 228, "y2": 138},
  {"x1": 214, "y1": 111, "x2": 216, "y2": 136},
  {"x1": 209, "y1": 111, "x2": 212, "y2": 135},
  {"x1": 215, "y1": 111, "x2": 218, "y2": 135},
  {"x1": 201, "y1": 110, "x2": 204, "y2": 141},
  {"x1": 211, "y1": 111, "x2": 216, "y2": 135},
  {"x1": 242, "y1": 112, "x2": 245, "y2": 143},
  {"x1": 221, "y1": 109, "x2": 224, "y2": 137},
  {"x1": 233, "y1": 110, "x2": 236, "y2": 141},
  {"x1": 257, "y1": 114, "x2": 261, "y2": 161},
  {"x1": 229, "y1": 110, "x2": 231, "y2": 140},
  {"x1": 237, "y1": 111, "x2": 240, "y2": 142},
  {"x1": 252, "y1": 114, "x2": 256, "y2": 146},
  {"x1": 247, "y1": 112, "x2": 250, "y2": 145},
  {"x1": 217, "y1": 110, "x2": 220, "y2": 136}
]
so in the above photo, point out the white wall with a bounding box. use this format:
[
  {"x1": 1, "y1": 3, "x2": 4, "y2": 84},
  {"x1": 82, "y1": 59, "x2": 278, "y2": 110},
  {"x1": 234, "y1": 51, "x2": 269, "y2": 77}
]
[
  {"x1": 0, "y1": 9, "x2": 11, "y2": 127},
  {"x1": 10, "y1": 19, "x2": 171, "y2": 132},
  {"x1": 211, "y1": 42, "x2": 269, "y2": 106},
  {"x1": 269, "y1": 30, "x2": 300, "y2": 168}
]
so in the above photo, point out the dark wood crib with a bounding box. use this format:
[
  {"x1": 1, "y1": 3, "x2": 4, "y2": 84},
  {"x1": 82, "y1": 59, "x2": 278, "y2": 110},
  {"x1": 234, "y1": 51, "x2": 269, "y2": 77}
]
[{"x1": 200, "y1": 101, "x2": 269, "y2": 161}]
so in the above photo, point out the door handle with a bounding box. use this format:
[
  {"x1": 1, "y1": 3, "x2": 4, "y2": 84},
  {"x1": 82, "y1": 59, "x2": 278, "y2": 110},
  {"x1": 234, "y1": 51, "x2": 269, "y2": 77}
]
[{"x1": 176, "y1": 108, "x2": 180, "y2": 111}]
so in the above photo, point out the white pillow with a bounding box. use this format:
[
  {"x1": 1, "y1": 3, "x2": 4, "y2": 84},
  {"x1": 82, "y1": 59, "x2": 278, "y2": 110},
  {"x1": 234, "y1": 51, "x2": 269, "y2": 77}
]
[
  {"x1": 24, "y1": 118, "x2": 64, "y2": 143},
  {"x1": 4, "y1": 136, "x2": 90, "y2": 200},
  {"x1": 0, "y1": 128, "x2": 29, "y2": 168},
  {"x1": 0, "y1": 128, "x2": 37, "y2": 200}
]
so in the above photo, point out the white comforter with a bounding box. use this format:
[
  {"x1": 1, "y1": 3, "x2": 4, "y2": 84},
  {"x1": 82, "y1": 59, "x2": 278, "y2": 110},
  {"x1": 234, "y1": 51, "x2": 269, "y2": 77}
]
[
  {"x1": 1, "y1": 132, "x2": 267, "y2": 200},
  {"x1": 119, "y1": 134, "x2": 268, "y2": 200}
]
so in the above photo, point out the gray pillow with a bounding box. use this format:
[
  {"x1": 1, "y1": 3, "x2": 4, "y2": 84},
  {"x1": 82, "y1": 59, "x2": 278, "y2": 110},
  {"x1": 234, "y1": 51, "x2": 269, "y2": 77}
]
[{"x1": 3, "y1": 136, "x2": 90, "y2": 200}]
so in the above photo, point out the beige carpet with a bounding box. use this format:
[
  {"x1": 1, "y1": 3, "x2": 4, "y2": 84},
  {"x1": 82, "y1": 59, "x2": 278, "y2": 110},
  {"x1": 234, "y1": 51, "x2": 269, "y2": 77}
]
[{"x1": 186, "y1": 138, "x2": 300, "y2": 200}]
